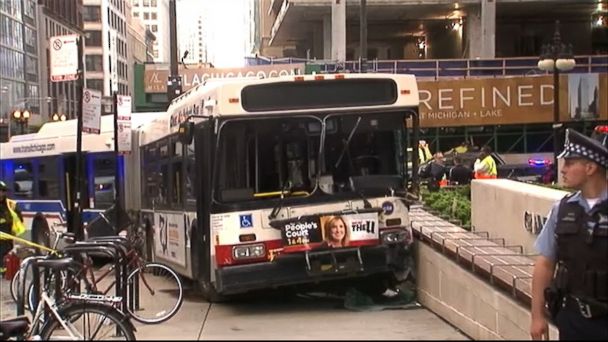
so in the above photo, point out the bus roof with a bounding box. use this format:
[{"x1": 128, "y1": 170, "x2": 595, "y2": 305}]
[
  {"x1": 1, "y1": 112, "x2": 164, "y2": 159},
  {"x1": 139, "y1": 73, "x2": 419, "y2": 146}
]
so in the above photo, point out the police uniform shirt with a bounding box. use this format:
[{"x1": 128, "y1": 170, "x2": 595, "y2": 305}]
[{"x1": 534, "y1": 189, "x2": 608, "y2": 261}]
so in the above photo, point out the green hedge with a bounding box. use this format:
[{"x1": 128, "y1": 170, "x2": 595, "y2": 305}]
[{"x1": 421, "y1": 186, "x2": 471, "y2": 230}]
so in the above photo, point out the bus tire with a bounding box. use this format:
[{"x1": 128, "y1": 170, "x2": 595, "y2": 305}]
[
  {"x1": 31, "y1": 214, "x2": 51, "y2": 255},
  {"x1": 197, "y1": 279, "x2": 226, "y2": 303}
]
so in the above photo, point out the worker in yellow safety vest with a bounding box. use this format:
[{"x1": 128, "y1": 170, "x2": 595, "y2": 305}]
[
  {"x1": 473, "y1": 146, "x2": 497, "y2": 179},
  {"x1": 418, "y1": 140, "x2": 433, "y2": 164},
  {"x1": 0, "y1": 180, "x2": 25, "y2": 274}
]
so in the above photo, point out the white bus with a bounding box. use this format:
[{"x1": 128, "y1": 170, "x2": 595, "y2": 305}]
[
  {"x1": 0, "y1": 113, "x2": 162, "y2": 244},
  {"x1": 137, "y1": 73, "x2": 421, "y2": 300}
]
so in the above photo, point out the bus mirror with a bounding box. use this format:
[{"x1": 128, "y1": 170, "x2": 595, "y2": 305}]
[{"x1": 178, "y1": 122, "x2": 194, "y2": 144}]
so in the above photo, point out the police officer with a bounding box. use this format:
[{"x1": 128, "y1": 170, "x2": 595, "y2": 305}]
[
  {"x1": 0, "y1": 180, "x2": 25, "y2": 274},
  {"x1": 530, "y1": 129, "x2": 608, "y2": 340}
]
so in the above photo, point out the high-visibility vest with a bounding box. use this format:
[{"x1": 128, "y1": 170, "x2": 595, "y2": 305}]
[
  {"x1": 474, "y1": 155, "x2": 497, "y2": 179},
  {"x1": 418, "y1": 145, "x2": 432, "y2": 164},
  {"x1": 6, "y1": 199, "x2": 25, "y2": 236}
]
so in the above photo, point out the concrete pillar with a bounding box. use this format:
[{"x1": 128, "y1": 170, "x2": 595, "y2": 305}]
[
  {"x1": 323, "y1": 15, "x2": 331, "y2": 60},
  {"x1": 480, "y1": 0, "x2": 496, "y2": 58},
  {"x1": 466, "y1": 6, "x2": 482, "y2": 58},
  {"x1": 331, "y1": 0, "x2": 346, "y2": 62},
  {"x1": 466, "y1": 0, "x2": 495, "y2": 59}
]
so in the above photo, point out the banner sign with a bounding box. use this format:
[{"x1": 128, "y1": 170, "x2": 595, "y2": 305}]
[
  {"x1": 144, "y1": 63, "x2": 306, "y2": 93},
  {"x1": 417, "y1": 73, "x2": 608, "y2": 127}
]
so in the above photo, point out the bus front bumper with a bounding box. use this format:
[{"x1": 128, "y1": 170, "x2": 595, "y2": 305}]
[{"x1": 215, "y1": 243, "x2": 408, "y2": 295}]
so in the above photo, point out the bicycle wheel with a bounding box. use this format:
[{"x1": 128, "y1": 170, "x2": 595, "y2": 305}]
[
  {"x1": 10, "y1": 268, "x2": 23, "y2": 303},
  {"x1": 39, "y1": 302, "x2": 136, "y2": 340},
  {"x1": 126, "y1": 262, "x2": 183, "y2": 324}
]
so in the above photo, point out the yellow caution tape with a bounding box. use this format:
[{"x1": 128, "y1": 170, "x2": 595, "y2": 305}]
[{"x1": 0, "y1": 231, "x2": 58, "y2": 255}]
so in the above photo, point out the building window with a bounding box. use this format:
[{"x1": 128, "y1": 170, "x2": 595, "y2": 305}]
[
  {"x1": 83, "y1": 6, "x2": 101, "y2": 21},
  {"x1": 151, "y1": 0, "x2": 157, "y2": 6},
  {"x1": 151, "y1": 25, "x2": 157, "y2": 32},
  {"x1": 143, "y1": 0, "x2": 150, "y2": 6},
  {"x1": 25, "y1": 26, "x2": 37, "y2": 54},
  {"x1": 133, "y1": 12, "x2": 139, "y2": 17},
  {"x1": 87, "y1": 79, "x2": 104, "y2": 92},
  {"x1": 85, "y1": 55, "x2": 103, "y2": 72},
  {"x1": 151, "y1": 12, "x2": 157, "y2": 20},
  {"x1": 144, "y1": 12, "x2": 149, "y2": 20},
  {"x1": 85, "y1": 30, "x2": 102, "y2": 47}
]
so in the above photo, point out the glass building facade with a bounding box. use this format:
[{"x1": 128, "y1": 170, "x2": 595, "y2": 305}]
[{"x1": 0, "y1": 0, "x2": 39, "y2": 140}]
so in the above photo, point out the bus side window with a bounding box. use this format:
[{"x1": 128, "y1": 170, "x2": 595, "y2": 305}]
[
  {"x1": 159, "y1": 164, "x2": 169, "y2": 207},
  {"x1": 13, "y1": 162, "x2": 34, "y2": 199},
  {"x1": 38, "y1": 157, "x2": 59, "y2": 199},
  {"x1": 185, "y1": 139, "x2": 196, "y2": 209},
  {"x1": 93, "y1": 156, "x2": 116, "y2": 209},
  {"x1": 171, "y1": 140, "x2": 183, "y2": 208}
]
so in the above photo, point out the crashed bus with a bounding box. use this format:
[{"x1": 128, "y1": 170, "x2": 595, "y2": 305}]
[{"x1": 137, "y1": 73, "x2": 421, "y2": 300}]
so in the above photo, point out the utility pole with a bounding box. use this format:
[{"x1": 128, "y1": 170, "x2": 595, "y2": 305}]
[
  {"x1": 167, "y1": 0, "x2": 182, "y2": 103},
  {"x1": 360, "y1": 0, "x2": 367, "y2": 73},
  {"x1": 113, "y1": 91, "x2": 120, "y2": 230}
]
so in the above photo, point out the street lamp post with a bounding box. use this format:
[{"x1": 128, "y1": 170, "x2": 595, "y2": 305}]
[
  {"x1": 12, "y1": 109, "x2": 31, "y2": 134},
  {"x1": 537, "y1": 20, "x2": 576, "y2": 181}
]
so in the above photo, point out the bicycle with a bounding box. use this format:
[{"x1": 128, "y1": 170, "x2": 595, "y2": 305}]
[
  {"x1": 12, "y1": 226, "x2": 184, "y2": 325},
  {"x1": 73, "y1": 233, "x2": 184, "y2": 324},
  {"x1": 14, "y1": 256, "x2": 136, "y2": 341}
]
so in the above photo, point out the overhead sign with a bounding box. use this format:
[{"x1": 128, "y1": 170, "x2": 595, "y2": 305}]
[
  {"x1": 116, "y1": 95, "x2": 132, "y2": 153},
  {"x1": 50, "y1": 35, "x2": 79, "y2": 82},
  {"x1": 144, "y1": 63, "x2": 306, "y2": 93},
  {"x1": 82, "y1": 88, "x2": 102, "y2": 134},
  {"x1": 417, "y1": 73, "x2": 608, "y2": 127}
]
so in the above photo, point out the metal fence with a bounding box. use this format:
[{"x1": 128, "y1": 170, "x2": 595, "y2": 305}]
[{"x1": 245, "y1": 55, "x2": 608, "y2": 79}]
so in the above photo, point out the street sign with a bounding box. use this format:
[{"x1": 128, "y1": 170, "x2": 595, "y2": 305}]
[
  {"x1": 117, "y1": 95, "x2": 131, "y2": 153},
  {"x1": 82, "y1": 88, "x2": 102, "y2": 134},
  {"x1": 50, "y1": 35, "x2": 79, "y2": 82}
]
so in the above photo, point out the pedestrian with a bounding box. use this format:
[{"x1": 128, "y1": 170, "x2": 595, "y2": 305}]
[
  {"x1": 530, "y1": 128, "x2": 608, "y2": 340},
  {"x1": 0, "y1": 180, "x2": 25, "y2": 274},
  {"x1": 473, "y1": 145, "x2": 497, "y2": 179},
  {"x1": 448, "y1": 155, "x2": 473, "y2": 185}
]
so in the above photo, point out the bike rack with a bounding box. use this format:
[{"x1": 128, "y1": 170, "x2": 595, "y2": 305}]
[{"x1": 62, "y1": 242, "x2": 129, "y2": 314}]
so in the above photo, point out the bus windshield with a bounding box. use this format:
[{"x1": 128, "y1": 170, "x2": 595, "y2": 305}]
[
  {"x1": 215, "y1": 111, "x2": 408, "y2": 203},
  {"x1": 321, "y1": 112, "x2": 406, "y2": 195},
  {"x1": 215, "y1": 116, "x2": 321, "y2": 202}
]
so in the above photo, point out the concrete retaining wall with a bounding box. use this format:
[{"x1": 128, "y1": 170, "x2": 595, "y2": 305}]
[
  {"x1": 416, "y1": 242, "x2": 559, "y2": 340},
  {"x1": 470, "y1": 179, "x2": 569, "y2": 254}
]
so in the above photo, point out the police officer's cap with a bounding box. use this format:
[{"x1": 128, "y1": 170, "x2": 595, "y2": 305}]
[
  {"x1": 0, "y1": 181, "x2": 7, "y2": 191},
  {"x1": 557, "y1": 128, "x2": 608, "y2": 169}
]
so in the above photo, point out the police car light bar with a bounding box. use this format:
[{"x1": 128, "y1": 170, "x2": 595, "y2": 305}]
[{"x1": 528, "y1": 158, "x2": 552, "y2": 167}]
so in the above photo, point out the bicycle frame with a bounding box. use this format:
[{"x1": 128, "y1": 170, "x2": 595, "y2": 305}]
[{"x1": 29, "y1": 291, "x2": 83, "y2": 340}]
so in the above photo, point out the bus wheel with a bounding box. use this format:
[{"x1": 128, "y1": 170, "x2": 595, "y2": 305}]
[
  {"x1": 31, "y1": 215, "x2": 51, "y2": 255},
  {"x1": 197, "y1": 279, "x2": 226, "y2": 303}
]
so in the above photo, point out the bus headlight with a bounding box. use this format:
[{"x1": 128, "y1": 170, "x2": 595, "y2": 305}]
[
  {"x1": 380, "y1": 229, "x2": 409, "y2": 244},
  {"x1": 232, "y1": 243, "x2": 266, "y2": 260}
]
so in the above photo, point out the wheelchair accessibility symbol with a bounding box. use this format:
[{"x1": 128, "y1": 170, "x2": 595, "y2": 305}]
[{"x1": 239, "y1": 214, "x2": 253, "y2": 228}]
